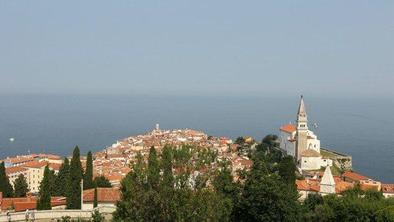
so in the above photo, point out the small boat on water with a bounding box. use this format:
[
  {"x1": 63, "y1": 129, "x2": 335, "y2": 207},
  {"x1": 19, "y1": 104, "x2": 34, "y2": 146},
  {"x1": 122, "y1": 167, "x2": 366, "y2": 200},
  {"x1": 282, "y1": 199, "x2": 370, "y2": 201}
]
[{"x1": 9, "y1": 138, "x2": 15, "y2": 142}]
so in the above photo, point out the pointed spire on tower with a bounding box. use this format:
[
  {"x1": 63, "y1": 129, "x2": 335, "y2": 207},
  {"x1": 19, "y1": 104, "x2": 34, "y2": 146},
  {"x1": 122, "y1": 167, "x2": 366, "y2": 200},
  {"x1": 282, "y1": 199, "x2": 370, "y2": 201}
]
[
  {"x1": 297, "y1": 95, "x2": 308, "y2": 123},
  {"x1": 297, "y1": 95, "x2": 306, "y2": 116}
]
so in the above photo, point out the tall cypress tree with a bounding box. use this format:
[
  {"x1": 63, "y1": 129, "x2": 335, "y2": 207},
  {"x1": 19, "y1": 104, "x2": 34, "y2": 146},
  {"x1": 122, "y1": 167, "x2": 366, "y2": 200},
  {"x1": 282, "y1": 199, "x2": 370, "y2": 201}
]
[
  {"x1": 0, "y1": 161, "x2": 13, "y2": 197},
  {"x1": 67, "y1": 146, "x2": 83, "y2": 209},
  {"x1": 84, "y1": 151, "x2": 94, "y2": 190},
  {"x1": 54, "y1": 158, "x2": 70, "y2": 196},
  {"x1": 14, "y1": 174, "x2": 29, "y2": 197},
  {"x1": 147, "y1": 146, "x2": 160, "y2": 189},
  {"x1": 37, "y1": 165, "x2": 52, "y2": 210},
  {"x1": 93, "y1": 186, "x2": 98, "y2": 208}
]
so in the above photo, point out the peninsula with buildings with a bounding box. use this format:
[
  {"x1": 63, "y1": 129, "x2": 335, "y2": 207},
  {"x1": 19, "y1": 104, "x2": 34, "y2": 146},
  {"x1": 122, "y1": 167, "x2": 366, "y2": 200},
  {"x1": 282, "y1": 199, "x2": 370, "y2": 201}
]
[{"x1": 0, "y1": 96, "x2": 393, "y2": 221}]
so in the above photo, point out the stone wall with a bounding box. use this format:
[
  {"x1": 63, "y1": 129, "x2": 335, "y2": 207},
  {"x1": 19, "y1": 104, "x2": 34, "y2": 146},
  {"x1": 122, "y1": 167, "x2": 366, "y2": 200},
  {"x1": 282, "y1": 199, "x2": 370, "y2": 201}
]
[
  {"x1": 0, "y1": 206, "x2": 115, "y2": 222},
  {"x1": 321, "y1": 148, "x2": 352, "y2": 171}
]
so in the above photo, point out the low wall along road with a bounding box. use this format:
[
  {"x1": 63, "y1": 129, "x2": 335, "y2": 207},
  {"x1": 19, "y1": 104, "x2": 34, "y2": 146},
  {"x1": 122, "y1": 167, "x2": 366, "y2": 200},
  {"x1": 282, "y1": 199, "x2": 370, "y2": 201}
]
[{"x1": 0, "y1": 206, "x2": 115, "y2": 222}]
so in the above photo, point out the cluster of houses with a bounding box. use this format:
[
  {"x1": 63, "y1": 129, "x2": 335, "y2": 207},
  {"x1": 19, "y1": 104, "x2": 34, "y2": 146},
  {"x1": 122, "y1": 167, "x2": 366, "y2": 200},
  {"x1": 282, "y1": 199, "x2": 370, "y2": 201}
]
[{"x1": 93, "y1": 126, "x2": 252, "y2": 185}]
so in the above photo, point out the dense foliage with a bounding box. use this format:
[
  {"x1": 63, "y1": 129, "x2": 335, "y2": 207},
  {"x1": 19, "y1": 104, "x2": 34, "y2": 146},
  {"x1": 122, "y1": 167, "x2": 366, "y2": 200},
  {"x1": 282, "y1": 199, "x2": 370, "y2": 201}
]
[
  {"x1": 94, "y1": 175, "x2": 112, "y2": 188},
  {"x1": 13, "y1": 173, "x2": 29, "y2": 197},
  {"x1": 113, "y1": 145, "x2": 231, "y2": 221},
  {"x1": 54, "y1": 157, "x2": 70, "y2": 196},
  {"x1": 84, "y1": 151, "x2": 94, "y2": 190},
  {"x1": 66, "y1": 146, "x2": 84, "y2": 209},
  {"x1": 37, "y1": 165, "x2": 52, "y2": 210},
  {"x1": 303, "y1": 189, "x2": 394, "y2": 221},
  {"x1": 0, "y1": 161, "x2": 14, "y2": 197}
]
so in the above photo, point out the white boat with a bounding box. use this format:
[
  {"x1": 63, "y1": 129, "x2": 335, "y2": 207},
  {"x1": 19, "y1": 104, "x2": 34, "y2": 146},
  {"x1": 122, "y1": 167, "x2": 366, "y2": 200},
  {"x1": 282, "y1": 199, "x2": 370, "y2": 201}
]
[{"x1": 9, "y1": 138, "x2": 15, "y2": 142}]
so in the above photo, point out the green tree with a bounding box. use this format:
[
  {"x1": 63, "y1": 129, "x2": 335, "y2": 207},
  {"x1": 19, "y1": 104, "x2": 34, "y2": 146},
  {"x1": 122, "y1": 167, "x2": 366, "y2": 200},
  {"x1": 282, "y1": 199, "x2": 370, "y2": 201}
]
[
  {"x1": 304, "y1": 193, "x2": 324, "y2": 211},
  {"x1": 13, "y1": 174, "x2": 29, "y2": 197},
  {"x1": 84, "y1": 151, "x2": 94, "y2": 190},
  {"x1": 93, "y1": 186, "x2": 98, "y2": 208},
  {"x1": 54, "y1": 157, "x2": 70, "y2": 196},
  {"x1": 48, "y1": 169, "x2": 57, "y2": 196},
  {"x1": 147, "y1": 146, "x2": 160, "y2": 189},
  {"x1": 0, "y1": 161, "x2": 14, "y2": 197},
  {"x1": 37, "y1": 165, "x2": 52, "y2": 210},
  {"x1": 66, "y1": 146, "x2": 83, "y2": 209},
  {"x1": 278, "y1": 155, "x2": 297, "y2": 185},
  {"x1": 94, "y1": 176, "x2": 112, "y2": 188},
  {"x1": 236, "y1": 156, "x2": 302, "y2": 222}
]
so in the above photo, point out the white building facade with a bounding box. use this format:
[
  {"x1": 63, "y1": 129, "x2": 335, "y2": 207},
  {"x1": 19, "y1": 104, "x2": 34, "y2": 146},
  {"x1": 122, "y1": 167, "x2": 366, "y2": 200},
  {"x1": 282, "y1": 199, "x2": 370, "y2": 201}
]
[{"x1": 279, "y1": 96, "x2": 331, "y2": 171}]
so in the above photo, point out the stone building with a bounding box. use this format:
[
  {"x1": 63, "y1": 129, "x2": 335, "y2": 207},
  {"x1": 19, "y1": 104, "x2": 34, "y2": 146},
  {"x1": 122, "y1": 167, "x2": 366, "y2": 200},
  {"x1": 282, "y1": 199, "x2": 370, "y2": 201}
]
[{"x1": 279, "y1": 96, "x2": 332, "y2": 171}]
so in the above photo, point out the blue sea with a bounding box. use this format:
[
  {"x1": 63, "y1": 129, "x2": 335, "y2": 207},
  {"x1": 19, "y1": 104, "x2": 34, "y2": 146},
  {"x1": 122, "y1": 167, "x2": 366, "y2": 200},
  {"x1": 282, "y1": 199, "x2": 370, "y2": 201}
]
[{"x1": 0, "y1": 94, "x2": 393, "y2": 182}]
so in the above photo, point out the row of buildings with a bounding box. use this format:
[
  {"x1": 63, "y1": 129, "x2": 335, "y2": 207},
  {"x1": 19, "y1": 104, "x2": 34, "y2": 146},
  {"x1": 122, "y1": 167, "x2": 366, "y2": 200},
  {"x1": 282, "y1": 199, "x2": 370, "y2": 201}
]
[{"x1": 1, "y1": 154, "x2": 63, "y2": 193}]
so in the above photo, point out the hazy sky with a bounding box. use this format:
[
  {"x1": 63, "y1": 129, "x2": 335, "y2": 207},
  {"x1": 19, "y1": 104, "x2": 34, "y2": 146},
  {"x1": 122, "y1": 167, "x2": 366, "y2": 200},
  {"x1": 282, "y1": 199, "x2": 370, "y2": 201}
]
[{"x1": 1, "y1": 1, "x2": 393, "y2": 97}]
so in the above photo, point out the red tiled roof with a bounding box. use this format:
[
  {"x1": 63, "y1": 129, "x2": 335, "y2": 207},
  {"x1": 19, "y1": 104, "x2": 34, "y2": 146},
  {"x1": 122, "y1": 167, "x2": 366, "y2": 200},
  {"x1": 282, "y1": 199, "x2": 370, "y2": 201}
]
[
  {"x1": 280, "y1": 124, "x2": 296, "y2": 133},
  {"x1": 342, "y1": 171, "x2": 369, "y2": 182},
  {"x1": 1, "y1": 196, "x2": 66, "y2": 211},
  {"x1": 381, "y1": 184, "x2": 394, "y2": 194},
  {"x1": 107, "y1": 174, "x2": 123, "y2": 181},
  {"x1": 4, "y1": 156, "x2": 34, "y2": 164},
  {"x1": 296, "y1": 179, "x2": 320, "y2": 192},
  {"x1": 83, "y1": 188, "x2": 120, "y2": 203},
  {"x1": 48, "y1": 163, "x2": 62, "y2": 171},
  {"x1": 6, "y1": 166, "x2": 28, "y2": 175},
  {"x1": 335, "y1": 180, "x2": 354, "y2": 193},
  {"x1": 21, "y1": 161, "x2": 47, "y2": 169}
]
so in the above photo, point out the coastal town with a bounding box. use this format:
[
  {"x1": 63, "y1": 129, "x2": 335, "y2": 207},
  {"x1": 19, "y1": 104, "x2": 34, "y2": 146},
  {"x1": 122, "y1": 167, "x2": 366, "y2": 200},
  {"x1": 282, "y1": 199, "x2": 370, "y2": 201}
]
[{"x1": 1, "y1": 96, "x2": 393, "y2": 220}]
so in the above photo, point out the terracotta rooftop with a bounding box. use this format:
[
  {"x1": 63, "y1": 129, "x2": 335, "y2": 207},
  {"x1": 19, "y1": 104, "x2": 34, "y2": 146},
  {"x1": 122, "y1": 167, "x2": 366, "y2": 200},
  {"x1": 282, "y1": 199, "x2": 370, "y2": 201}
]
[
  {"x1": 48, "y1": 163, "x2": 62, "y2": 171},
  {"x1": 83, "y1": 188, "x2": 120, "y2": 203},
  {"x1": 335, "y1": 180, "x2": 354, "y2": 193},
  {"x1": 1, "y1": 196, "x2": 66, "y2": 212},
  {"x1": 280, "y1": 124, "x2": 296, "y2": 134},
  {"x1": 381, "y1": 184, "x2": 394, "y2": 193},
  {"x1": 342, "y1": 171, "x2": 369, "y2": 182},
  {"x1": 21, "y1": 161, "x2": 47, "y2": 168},
  {"x1": 5, "y1": 166, "x2": 28, "y2": 175},
  {"x1": 296, "y1": 179, "x2": 320, "y2": 192}
]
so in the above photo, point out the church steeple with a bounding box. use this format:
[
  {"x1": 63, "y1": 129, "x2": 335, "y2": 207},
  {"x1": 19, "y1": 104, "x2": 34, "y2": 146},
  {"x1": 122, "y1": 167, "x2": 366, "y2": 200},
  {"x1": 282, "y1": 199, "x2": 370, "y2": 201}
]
[
  {"x1": 295, "y1": 95, "x2": 308, "y2": 160},
  {"x1": 296, "y1": 95, "x2": 308, "y2": 130}
]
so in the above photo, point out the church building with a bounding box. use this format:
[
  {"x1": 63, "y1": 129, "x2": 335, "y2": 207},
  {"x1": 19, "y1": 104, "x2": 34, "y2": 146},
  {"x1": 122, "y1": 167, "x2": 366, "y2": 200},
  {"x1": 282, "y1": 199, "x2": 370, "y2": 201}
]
[{"x1": 279, "y1": 96, "x2": 332, "y2": 171}]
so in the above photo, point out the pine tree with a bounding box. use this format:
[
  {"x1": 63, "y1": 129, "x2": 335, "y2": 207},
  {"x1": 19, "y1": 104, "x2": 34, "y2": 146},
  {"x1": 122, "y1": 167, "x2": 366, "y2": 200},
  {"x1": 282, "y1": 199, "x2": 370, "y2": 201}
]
[
  {"x1": 0, "y1": 161, "x2": 14, "y2": 197},
  {"x1": 37, "y1": 165, "x2": 52, "y2": 210},
  {"x1": 278, "y1": 155, "x2": 297, "y2": 185},
  {"x1": 67, "y1": 146, "x2": 83, "y2": 209},
  {"x1": 54, "y1": 158, "x2": 70, "y2": 196},
  {"x1": 48, "y1": 169, "x2": 57, "y2": 196},
  {"x1": 147, "y1": 146, "x2": 160, "y2": 189},
  {"x1": 94, "y1": 176, "x2": 112, "y2": 188},
  {"x1": 84, "y1": 151, "x2": 94, "y2": 190},
  {"x1": 13, "y1": 174, "x2": 29, "y2": 197},
  {"x1": 93, "y1": 186, "x2": 98, "y2": 208}
]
